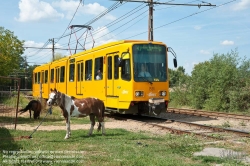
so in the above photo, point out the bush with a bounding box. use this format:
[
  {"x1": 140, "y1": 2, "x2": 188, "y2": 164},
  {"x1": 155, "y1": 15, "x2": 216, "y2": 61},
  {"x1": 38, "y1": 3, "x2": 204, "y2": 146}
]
[{"x1": 170, "y1": 49, "x2": 250, "y2": 113}]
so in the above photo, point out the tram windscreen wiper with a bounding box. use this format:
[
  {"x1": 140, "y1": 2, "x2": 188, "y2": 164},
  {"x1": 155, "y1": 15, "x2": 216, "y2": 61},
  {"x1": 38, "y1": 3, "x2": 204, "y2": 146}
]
[{"x1": 141, "y1": 77, "x2": 153, "y2": 85}]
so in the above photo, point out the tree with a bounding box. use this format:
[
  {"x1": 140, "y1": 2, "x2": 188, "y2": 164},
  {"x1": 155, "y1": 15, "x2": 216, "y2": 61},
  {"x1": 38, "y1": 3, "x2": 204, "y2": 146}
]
[
  {"x1": 189, "y1": 49, "x2": 250, "y2": 112},
  {"x1": 52, "y1": 53, "x2": 66, "y2": 61},
  {"x1": 169, "y1": 66, "x2": 189, "y2": 87},
  {"x1": 0, "y1": 27, "x2": 24, "y2": 76}
]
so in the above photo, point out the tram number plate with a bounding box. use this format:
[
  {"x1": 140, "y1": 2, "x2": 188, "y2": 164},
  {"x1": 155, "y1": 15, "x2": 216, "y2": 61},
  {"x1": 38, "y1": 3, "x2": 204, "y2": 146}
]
[{"x1": 149, "y1": 98, "x2": 164, "y2": 104}]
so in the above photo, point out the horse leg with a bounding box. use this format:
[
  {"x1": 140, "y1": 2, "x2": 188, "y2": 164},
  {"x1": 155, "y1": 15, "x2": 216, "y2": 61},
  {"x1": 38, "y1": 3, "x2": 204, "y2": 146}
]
[
  {"x1": 68, "y1": 120, "x2": 71, "y2": 137},
  {"x1": 29, "y1": 110, "x2": 31, "y2": 119},
  {"x1": 97, "y1": 117, "x2": 105, "y2": 136},
  {"x1": 88, "y1": 114, "x2": 95, "y2": 136},
  {"x1": 65, "y1": 117, "x2": 71, "y2": 139}
]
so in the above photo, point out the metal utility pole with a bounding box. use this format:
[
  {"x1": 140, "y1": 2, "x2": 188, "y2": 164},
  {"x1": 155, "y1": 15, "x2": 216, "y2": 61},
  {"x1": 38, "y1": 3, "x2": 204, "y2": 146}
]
[
  {"x1": 50, "y1": 38, "x2": 55, "y2": 61},
  {"x1": 112, "y1": 0, "x2": 216, "y2": 41},
  {"x1": 24, "y1": 56, "x2": 27, "y2": 89},
  {"x1": 148, "y1": 0, "x2": 153, "y2": 41}
]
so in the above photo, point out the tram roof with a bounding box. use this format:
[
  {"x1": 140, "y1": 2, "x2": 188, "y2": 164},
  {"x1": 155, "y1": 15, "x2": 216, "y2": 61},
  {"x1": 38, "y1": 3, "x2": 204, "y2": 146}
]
[
  {"x1": 68, "y1": 40, "x2": 164, "y2": 59},
  {"x1": 36, "y1": 40, "x2": 164, "y2": 67}
]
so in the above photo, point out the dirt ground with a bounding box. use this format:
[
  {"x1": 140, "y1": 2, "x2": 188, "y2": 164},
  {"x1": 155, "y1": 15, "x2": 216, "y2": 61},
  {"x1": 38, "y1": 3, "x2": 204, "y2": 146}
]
[{"x1": 14, "y1": 112, "x2": 250, "y2": 134}]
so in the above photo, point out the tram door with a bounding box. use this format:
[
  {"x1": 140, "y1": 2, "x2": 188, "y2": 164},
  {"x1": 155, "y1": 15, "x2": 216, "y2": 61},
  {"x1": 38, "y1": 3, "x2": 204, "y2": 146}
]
[
  {"x1": 55, "y1": 67, "x2": 60, "y2": 90},
  {"x1": 41, "y1": 70, "x2": 49, "y2": 98},
  {"x1": 41, "y1": 70, "x2": 45, "y2": 94},
  {"x1": 107, "y1": 55, "x2": 113, "y2": 96},
  {"x1": 106, "y1": 53, "x2": 120, "y2": 96},
  {"x1": 55, "y1": 66, "x2": 66, "y2": 91},
  {"x1": 76, "y1": 61, "x2": 84, "y2": 95}
]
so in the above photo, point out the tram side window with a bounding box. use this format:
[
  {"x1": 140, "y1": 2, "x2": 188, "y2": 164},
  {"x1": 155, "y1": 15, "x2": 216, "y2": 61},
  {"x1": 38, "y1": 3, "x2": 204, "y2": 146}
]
[
  {"x1": 114, "y1": 55, "x2": 119, "y2": 79},
  {"x1": 80, "y1": 63, "x2": 84, "y2": 81},
  {"x1": 45, "y1": 70, "x2": 48, "y2": 83},
  {"x1": 121, "y1": 53, "x2": 131, "y2": 81},
  {"x1": 56, "y1": 68, "x2": 59, "y2": 83},
  {"x1": 38, "y1": 72, "x2": 41, "y2": 83},
  {"x1": 77, "y1": 62, "x2": 84, "y2": 81},
  {"x1": 50, "y1": 69, "x2": 54, "y2": 83},
  {"x1": 107, "y1": 56, "x2": 112, "y2": 80},
  {"x1": 85, "y1": 60, "x2": 92, "y2": 81},
  {"x1": 60, "y1": 66, "x2": 65, "y2": 82},
  {"x1": 121, "y1": 60, "x2": 131, "y2": 81},
  {"x1": 69, "y1": 64, "x2": 75, "y2": 82},
  {"x1": 35, "y1": 73, "x2": 37, "y2": 84},
  {"x1": 95, "y1": 57, "x2": 103, "y2": 80},
  {"x1": 42, "y1": 72, "x2": 44, "y2": 83}
]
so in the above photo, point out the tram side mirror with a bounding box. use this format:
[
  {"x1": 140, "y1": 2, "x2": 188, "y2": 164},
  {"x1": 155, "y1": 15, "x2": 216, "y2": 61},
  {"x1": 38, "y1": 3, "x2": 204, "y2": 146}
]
[
  {"x1": 168, "y1": 47, "x2": 177, "y2": 68},
  {"x1": 118, "y1": 52, "x2": 130, "y2": 67},
  {"x1": 173, "y1": 58, "x2": 177, "y2": 68}
]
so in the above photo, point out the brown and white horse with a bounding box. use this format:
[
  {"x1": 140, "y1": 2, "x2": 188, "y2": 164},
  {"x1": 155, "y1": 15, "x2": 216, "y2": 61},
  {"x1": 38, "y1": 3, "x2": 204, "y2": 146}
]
[{"x1": 47, "y1": 88, "x2": 105, "y2": 139}]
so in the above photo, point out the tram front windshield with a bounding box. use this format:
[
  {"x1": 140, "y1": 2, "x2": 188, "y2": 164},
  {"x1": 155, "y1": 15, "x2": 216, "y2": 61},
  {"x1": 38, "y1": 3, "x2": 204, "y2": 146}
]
[{"x1": 133, "y1": 44, "x2": 167, "y2": 82}]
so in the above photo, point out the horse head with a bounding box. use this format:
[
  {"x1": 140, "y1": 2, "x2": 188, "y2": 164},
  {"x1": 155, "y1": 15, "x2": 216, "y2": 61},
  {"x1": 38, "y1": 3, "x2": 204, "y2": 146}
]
[{"x1": 47, "y1": 88, "x2": 61, "y2": 106}]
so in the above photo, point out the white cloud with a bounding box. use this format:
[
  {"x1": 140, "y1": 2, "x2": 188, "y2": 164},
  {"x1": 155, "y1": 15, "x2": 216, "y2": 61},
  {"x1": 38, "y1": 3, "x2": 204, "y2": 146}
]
[
  {"x1": 220, "y1": 40, "x2": 234, "y2": 45},
  {"x1": 52, "y1": 0, "x2": 81, "y2": 19},
  {"x1": 52, "y1": 1, "x2": 116, "y2": 20},
  {"x1": 200, "y1": 50, "x2": 210, "y2": 55},
  {"x1": 233, "y1": 0, "x2": 250, "y2": 11},
  {"x1": 16, "y1": 0, "x2": 64, "y2": 22},
  {"x1": 24, "y1": 40, "x2": 44, "y2": 47},
  {"x1": 194, "y1": 26, "x2": 202, "y2": 30}
]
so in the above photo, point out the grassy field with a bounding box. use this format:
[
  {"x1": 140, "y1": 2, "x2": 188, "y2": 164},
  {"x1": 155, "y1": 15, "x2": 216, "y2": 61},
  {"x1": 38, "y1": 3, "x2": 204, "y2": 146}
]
[
  {"x1": 0, "y1": 94, "x2": 248, "y2": 165},
  {"x1": 0, "y1": 126, "x2": 246, "y2": 166}
]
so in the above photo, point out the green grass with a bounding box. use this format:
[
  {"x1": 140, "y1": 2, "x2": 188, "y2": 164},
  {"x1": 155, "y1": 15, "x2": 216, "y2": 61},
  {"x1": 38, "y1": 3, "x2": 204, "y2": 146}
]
[{"x1": 0, "y1": 127, "x2": 246, "y2": 166}]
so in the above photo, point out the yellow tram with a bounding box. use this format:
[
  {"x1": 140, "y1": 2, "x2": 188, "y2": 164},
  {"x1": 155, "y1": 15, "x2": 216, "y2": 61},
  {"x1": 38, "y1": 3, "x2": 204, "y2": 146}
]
[{"x1": 33, "y1": 40, "x2": 177, "y2": 115}]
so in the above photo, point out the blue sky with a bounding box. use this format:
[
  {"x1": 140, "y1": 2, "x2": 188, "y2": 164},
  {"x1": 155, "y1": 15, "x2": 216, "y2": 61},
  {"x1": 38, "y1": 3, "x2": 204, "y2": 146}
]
[{"x1": 1, "y1": 0, "x2": 249, "y2": 75}]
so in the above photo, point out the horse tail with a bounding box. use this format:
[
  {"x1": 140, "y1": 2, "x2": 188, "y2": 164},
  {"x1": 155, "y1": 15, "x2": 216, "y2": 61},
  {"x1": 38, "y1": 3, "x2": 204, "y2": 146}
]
[{"x1": 19, "y1": 100, "x2": 34, "y2": 114}]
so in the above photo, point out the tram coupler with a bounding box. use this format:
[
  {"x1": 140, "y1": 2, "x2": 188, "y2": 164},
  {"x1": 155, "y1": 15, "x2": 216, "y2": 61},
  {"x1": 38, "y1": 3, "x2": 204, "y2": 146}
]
[{"x1": 148, "y1": 98, "x2": 165, "y2": 116}]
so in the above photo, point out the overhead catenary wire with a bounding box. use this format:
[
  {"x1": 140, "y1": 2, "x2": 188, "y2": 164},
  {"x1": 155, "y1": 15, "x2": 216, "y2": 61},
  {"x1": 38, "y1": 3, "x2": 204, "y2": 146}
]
[
  {"x1": 25, "y1": 0, "x2": 237, "y2": 64},
  {"x1": 25, "y1": 1, "x2": 125, "y2": 64},
  {"x1": 59, "y1": 3, "x2": 148, "y2": 49},
  {"x1": 25, "y1": 0, "x2": 84, "y2": 63},
  {"x1": 24, "y1": 40, "x2": 51, "y2": 58},
  {"x1": 65, "y1": 0, "x2": 236, "y2": 49},
  {"x1": 55, "y1": 1, "x2": 125, "y2": 41},
  {"x1": 116, "y1": 0, "x2": 237, "y2": 39},
  {"x1": 54, "y1": 0, "x2": 84, "y2": 45}
]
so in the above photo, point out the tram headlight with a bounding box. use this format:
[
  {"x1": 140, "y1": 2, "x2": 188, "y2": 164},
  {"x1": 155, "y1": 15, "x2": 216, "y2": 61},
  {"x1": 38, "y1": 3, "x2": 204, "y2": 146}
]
[
  {"x1": 135, "y1": 91, "x2": 144, "y2": 97},
  {"x1": 159, "y1": 91, "x2": 167, "y2": 96}
]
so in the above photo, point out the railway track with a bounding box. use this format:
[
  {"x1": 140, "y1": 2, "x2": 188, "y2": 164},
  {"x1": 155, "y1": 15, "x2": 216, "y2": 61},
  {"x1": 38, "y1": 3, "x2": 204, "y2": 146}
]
[
  {"x1": 107, "y1": 114, "x2": 250, "y2": 141},
  {"x1": 167, "y1": 107, "x2": 250, "y2": 121}
]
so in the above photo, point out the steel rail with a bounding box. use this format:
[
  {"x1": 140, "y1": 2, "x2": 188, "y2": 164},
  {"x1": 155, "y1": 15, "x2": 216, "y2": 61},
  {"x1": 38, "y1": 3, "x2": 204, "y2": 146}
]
[
  {"x1": 107, "y1": 114, "x2": 250, "y2": 139},
  {"x1": 167, "y1": 108, "x2": 250, "y2": 121}
]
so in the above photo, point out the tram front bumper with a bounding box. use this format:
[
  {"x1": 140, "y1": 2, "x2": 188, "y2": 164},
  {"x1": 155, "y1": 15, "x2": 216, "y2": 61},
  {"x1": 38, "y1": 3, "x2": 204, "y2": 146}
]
[{"x1": 148, "y1": 98, "x2": 165, "y2": 115}]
